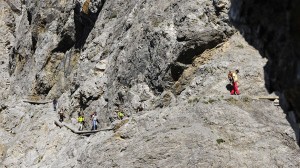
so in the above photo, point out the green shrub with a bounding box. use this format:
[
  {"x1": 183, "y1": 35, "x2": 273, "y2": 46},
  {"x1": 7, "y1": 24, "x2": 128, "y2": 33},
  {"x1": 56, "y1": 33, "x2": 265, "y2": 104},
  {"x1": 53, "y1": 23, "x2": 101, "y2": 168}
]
[
  {"x1": 242, "y1": 96, "x2": 251, "y2": 102},
  {"x1": 109, "y1": 11, "x2": 117, "y2": 19},
  {"x1": 102, "y1": 49, "x2": 110, "y2": 56},
  {"x1": 236, "y1": 44, "x2": 244, "y2": 48},
  {"x1": 216, "y1": 138, "x2": 225, "y2": 144},
  {"x1": 208, "y1": 98, "x2": 216, "y2": 104}
]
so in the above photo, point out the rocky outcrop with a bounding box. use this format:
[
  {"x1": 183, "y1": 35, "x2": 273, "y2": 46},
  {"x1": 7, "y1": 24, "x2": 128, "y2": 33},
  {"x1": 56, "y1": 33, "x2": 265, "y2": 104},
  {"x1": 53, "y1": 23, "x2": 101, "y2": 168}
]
[
  {"x1": 230, "y1": 0, "x2": 300, "y2": 145},
  {"x1": 3, "y1": 0, "x2": 234, "y2": 125},
  {"x1": 1, "y1": 33, "x2": 299, "y2": 167},
  {"x1": 1, "y1": 0, "x2": 300, "y2": 167}
]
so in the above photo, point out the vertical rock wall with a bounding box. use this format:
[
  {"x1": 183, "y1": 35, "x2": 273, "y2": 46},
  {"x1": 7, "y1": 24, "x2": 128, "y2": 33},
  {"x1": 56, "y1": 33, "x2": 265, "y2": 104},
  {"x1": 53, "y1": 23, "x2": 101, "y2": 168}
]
[
  {"x1": 2, "y1": 0, "x2": 300, "y2": 167},
  {"x1": 3, "y1": 0, "x2": 233, "y2": 125}
]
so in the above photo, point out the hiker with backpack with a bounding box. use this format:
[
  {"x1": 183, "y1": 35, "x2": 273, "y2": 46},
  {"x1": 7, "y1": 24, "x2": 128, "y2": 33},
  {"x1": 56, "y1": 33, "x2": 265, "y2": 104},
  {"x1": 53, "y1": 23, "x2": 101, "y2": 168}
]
[
  {"x1": 58, "y1": 108, "x2": 65, "y2": 122},
  {"x1": 53, "y1": 98, "x2": 58, "y2": 111},
  {"x1": 228, "y1": 69, "x2": 240, "y2": 95},
  {"x1": 117, "y1": 111, "x2": 124, "y2": 120}
]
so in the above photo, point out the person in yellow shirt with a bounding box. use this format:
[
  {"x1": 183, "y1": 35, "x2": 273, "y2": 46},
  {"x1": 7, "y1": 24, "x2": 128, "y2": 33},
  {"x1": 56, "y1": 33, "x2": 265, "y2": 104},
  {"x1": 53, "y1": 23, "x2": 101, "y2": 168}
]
[
  {"x1": 229, "y1": 69, "x2": 240, "y2": 95},
  {"x1": 117, "y1": 111, "x2": 124, "y2": 120},
  {"x1": 78, "y1": 114, "x2": 85, "y2": 131}
]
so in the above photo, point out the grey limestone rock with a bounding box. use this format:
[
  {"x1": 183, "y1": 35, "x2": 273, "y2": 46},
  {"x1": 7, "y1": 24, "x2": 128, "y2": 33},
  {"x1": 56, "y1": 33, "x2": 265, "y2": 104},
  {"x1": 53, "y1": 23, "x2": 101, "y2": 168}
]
[{"x1": 0, "y1": 0, "x2": 300, "y2": 167}]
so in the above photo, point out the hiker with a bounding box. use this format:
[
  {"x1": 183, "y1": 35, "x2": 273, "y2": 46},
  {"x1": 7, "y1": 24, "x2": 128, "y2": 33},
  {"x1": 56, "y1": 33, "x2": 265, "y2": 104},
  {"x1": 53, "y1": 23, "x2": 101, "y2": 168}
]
[
  {"x1": 117, "y1": 111, "x2": 124, "y2": 120},
  {"x1": 115, "y1": 106, "x2": 124, "y2": 120},
  {"x1": 58, "y1": 108, "x2": 65, "y2": 122},
  {"x1": 228, "y1": 69, "x2": 240, "y2": 95},
  {"x1": 53, "y1": 98, "x2": 58, "y2": 111},
  {"x1": 78, "y1": 114, "x2": 85, "y2": 131},
  {"x1": 91, "y1": 112, "x2": 98, "y2": 130},
  {"x1": 136, "y1": 104, "x2": 143, "y2": 112}
]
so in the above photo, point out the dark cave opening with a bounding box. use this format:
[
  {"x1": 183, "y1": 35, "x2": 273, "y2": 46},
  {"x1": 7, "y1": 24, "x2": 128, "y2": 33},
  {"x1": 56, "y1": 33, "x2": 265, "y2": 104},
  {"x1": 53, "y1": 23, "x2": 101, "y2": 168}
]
[
  {"x1": 170, "y1": 63, "x2": 185, "y2": 81},
  {"x1": 74, "y1": 1, "x2": 105, "y2": 49},
  {"x1": 27, "y1": 11, "x2": 32, "y2": 25},
  {"x1": 52, "y1": 34, "x2": 75, "y2": 53},
  {"x1": 31, "y1": 36, "x2": 37, "y2": 52},
  {"x1": 172, "y1": 39, "x2": 223, "y2": 81}
]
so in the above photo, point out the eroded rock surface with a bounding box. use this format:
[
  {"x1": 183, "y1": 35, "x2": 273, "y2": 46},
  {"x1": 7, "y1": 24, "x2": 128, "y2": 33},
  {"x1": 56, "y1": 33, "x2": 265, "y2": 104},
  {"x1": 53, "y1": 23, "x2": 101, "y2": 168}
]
[{"x1": 0, "y1": 0, "x2": 299, "y2": 167}]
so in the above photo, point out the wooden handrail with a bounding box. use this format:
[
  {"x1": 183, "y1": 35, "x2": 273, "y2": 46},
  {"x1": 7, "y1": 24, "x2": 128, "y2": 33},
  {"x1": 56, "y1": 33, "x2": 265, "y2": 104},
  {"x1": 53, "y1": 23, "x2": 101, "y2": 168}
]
[
  {"x1": 23, "y1": 100, "x2": 52, "y2": 104},
  {"x1": 252, "y1": 96, "x2": 279, "y2": 100},
  {"x1": 54, "y1": 120, "x2": 113, "y2": 135}
]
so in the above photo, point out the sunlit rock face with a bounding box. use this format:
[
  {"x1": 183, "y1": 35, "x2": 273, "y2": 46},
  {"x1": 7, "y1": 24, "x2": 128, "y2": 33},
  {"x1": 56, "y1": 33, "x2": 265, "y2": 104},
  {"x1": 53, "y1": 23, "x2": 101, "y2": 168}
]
[{"x1": 1, "y1": 0, "x2": 300, "y2": 167}]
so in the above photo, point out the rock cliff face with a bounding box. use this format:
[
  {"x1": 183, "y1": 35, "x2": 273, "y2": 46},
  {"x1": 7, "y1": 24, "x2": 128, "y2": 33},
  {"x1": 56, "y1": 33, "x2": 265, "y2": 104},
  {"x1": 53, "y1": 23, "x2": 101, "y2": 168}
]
[
  {"x1": 230, "y1": 0, "x2": 300, "y2": 145},
  {"x1": 0, "y1": 0, "x2": 300, "y2": 167},
  {"x1": 2, "y1": 0, "x2": 234, "y2": 128}
]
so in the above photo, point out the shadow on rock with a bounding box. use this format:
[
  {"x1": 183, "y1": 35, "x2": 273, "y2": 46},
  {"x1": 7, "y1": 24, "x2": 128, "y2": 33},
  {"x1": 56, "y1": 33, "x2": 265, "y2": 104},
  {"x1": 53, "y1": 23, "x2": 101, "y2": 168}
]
[{"x1": 74, "y1": 1, "x2": 105, "y2": 49}]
